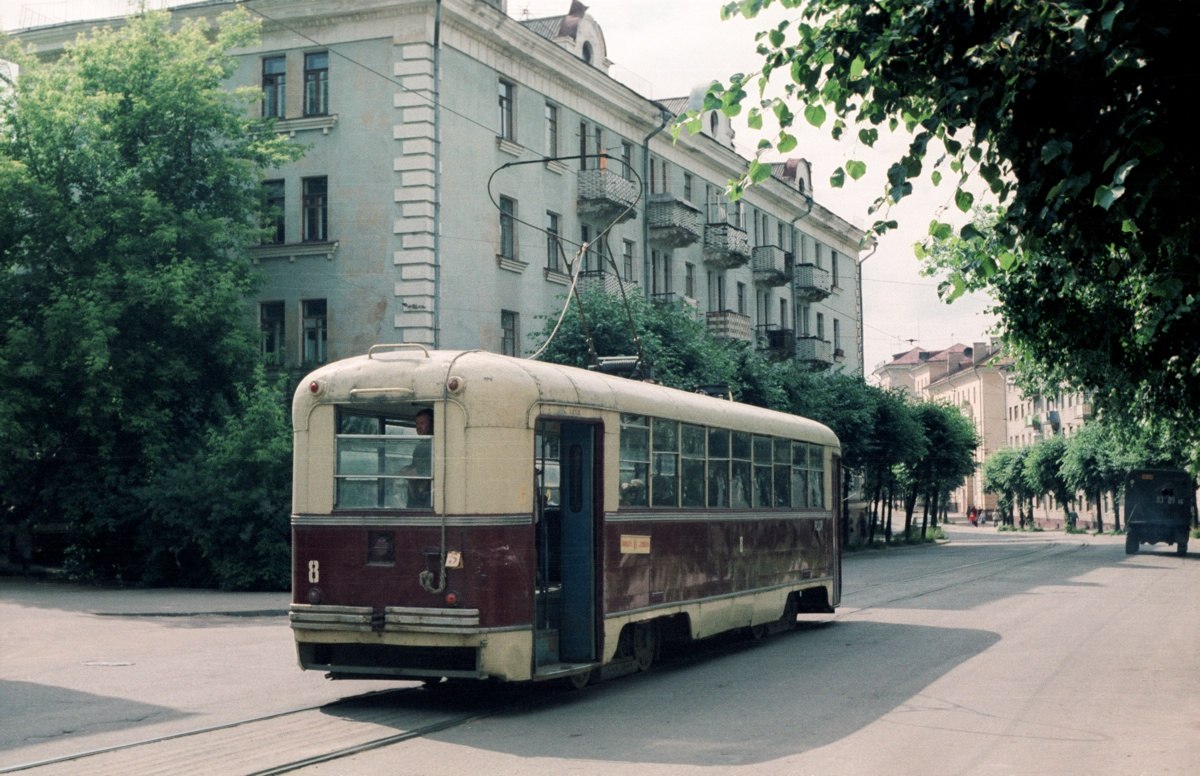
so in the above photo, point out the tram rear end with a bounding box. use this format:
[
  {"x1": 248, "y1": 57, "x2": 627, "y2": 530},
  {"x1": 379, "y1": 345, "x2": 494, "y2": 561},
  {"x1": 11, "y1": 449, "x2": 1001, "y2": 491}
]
[{"x1": 289, "y1": 347, "x2": 539, "y2": 682}]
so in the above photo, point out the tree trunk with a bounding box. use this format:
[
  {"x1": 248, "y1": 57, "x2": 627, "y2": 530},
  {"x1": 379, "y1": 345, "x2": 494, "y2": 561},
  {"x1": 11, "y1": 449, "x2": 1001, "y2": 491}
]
[{"x1": 1093, "y1": 489, "x2": 1104, "y2": 533}]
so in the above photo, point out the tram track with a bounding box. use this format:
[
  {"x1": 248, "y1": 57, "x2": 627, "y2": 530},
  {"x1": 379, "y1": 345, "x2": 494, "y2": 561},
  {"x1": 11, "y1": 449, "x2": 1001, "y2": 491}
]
[
  {"x1": 1, "y1": 682, "x2": 565, "y2": 775},
  {"x1": 839, "y1": 538, "x2": 1085, "y2": 614}
]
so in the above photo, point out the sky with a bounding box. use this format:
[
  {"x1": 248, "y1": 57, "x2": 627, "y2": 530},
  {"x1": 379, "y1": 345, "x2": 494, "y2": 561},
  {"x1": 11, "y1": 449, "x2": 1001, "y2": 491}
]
[{"x1": 0, "y1": 0, "x2": 999, "y2": 374}]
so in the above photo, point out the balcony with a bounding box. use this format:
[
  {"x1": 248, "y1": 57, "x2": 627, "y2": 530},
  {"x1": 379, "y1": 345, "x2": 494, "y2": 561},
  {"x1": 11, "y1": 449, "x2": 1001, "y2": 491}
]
[
  {"x1": 703, "y1": 222, "x2": 751, "y2": 269},
  {"x1": 793, "y1": 262, "x2": 832, "y2": 301},
  {"x1": 577, "y1": 169, "x2": 639, "y2": 224},
  {"x1": 576, "y1": 269, "x2": 633, "y2": 296},
  {"x1": 647, "y1": 194, "x2": 703, "y2": 247},
  {"x1": 795, "y1": 335, "x2": 834, "y2": 367},
  {"x1": 756, "y1": 325, "x2": 795, "y2": 359},
  {"x1": 752, "y1": 245, "x2": 791, "y2": 287},
  {"x1": 706, "y1": 310, "x2": 753, "y2": 343},
  {"x1": 652, "y1": 292, "x2": 701, "y2": 317}
]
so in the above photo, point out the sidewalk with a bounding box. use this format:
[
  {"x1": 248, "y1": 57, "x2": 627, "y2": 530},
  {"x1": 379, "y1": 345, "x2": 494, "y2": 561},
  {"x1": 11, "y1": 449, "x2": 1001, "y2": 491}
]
[{"x1": 0, "y1": 576, "x2": 289, "y2": 616}]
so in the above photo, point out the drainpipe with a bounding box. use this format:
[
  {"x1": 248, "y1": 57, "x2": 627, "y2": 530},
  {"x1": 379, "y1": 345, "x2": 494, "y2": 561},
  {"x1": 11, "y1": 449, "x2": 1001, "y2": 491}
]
[
  {"x1": 432, "y1": 0, "x2": 443, "y2": 348},
  {"x1": 641, "y1": 103, "x2": 673, "y2": 294},
  {"x1": 857, "y1": 240, "x2": 878, "y2": 378}
]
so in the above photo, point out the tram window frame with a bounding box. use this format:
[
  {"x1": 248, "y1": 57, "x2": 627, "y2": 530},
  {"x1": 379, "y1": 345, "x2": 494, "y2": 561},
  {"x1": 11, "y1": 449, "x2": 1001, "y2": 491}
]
[
  {"x1": 333, "y1": 410, "x2": 433, "y2": 510},
  {"x1": 752, "y1": 435, "x2": 773, "y2": 508},
  {"x1": 619, "y1": 414, "x2": 650, "y2": 507},
  {"x1": 680, "y1": 424, "x2": 707, "y2": 508},
  {"x1": 651, "y1": 419, "x2": 679, "y2": 508},
  {"x1": 773, "y1": 438, "x2": 792, "y2": 507},
  {"x1": 731, "y1": 431, "x2": 752, "y2": 508},
  {"x1": 708, "y1": 428, "x2": 730, "y2": 508},
  {"x1": 791, "y1": 441, "x2": 809, "y2": 508}
]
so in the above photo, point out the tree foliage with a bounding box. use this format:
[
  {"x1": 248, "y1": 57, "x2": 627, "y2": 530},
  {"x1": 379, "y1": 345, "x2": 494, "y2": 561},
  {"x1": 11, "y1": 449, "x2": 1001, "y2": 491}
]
[
  {"x1": 0, "y1": 10, "x2": 300, "y2": 583},
  {"x1": 694, "y1": 0, "x2": 1199, "y2": 454}
]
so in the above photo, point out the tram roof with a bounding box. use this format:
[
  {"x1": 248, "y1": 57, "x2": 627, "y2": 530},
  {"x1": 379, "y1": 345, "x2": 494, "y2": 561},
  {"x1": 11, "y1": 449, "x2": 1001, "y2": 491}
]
[{"x1": 298, "y1": 348, "x2": 840, "y2": 448}]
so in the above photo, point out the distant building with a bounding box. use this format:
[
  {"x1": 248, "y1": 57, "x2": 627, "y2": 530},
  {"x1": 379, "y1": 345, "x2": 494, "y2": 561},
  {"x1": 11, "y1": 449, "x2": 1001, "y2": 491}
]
[{"x1": 16, "y1": 0, "x2": 869, "y2": 375}]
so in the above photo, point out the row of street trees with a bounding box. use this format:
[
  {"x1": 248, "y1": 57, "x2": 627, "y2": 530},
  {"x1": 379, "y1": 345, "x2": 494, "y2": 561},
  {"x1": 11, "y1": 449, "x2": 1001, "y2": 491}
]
[
  {"x1": 532, "y1": 288, "x2": 978, "y2": 545},
  {"x1": 1, "y1": 10, "x2": 298, "y2": 588}
]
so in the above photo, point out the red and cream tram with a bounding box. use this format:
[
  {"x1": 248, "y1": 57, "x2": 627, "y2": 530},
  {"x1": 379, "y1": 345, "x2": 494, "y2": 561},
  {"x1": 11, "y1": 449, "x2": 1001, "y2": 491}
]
[{"x1": 289, "y1": 346, "x2": 841, "y2": 685}]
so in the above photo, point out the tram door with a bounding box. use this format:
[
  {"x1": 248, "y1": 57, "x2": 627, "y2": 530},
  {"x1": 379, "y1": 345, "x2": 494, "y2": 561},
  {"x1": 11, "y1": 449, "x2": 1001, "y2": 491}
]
[{"x1": 534, "y1": 420, "x2": 598, "y2": 669}]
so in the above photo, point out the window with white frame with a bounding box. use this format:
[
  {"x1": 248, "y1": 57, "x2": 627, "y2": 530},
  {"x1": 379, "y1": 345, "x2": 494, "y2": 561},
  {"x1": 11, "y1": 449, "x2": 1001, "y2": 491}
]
[
  {"x1": 303, "y1": 52, "x2": 329, "y2": 116},
  {"x1": 545, "y1": 211, "x2": 561, "y2": 271},
  {"x1": 501, "y1": 310, "x2": 519, "y2": 356},
  {"x1": 263, "y1": 179, "x2": 285, "y2": 244},
  {"x1": 544, "y1": 102, "x2": 558, "y2": 157},
  {"x1": 260, "y1": 301, "x2": 284, "y2": 365},
  {"x1": 302, "y1": 176, "x2": 327, "y2": 242},
  {"x1": 499, "y1": 196, "x2": 517, "y2": 259},
  {"x1": 302, "y1": 299, "x2": 327, "y2": 364},
  {"x1": 498, "y1": 79, "x2": 515, "y2": 140},
  {"x1": 262, "y1": 55, "x2": 286, "y2": 119}
]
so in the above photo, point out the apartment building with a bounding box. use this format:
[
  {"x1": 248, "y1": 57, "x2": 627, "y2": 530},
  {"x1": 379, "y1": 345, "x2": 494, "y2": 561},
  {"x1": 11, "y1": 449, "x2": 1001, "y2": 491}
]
[{"x1": 17, "y1": 0, "x2": 868, "y2": 374}]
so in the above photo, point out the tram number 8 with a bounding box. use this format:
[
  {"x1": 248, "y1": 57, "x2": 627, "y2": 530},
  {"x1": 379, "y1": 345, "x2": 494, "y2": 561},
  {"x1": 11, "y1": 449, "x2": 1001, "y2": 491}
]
[{"x1": 308, "y1": 560, "x2": 319, "y2": 584}]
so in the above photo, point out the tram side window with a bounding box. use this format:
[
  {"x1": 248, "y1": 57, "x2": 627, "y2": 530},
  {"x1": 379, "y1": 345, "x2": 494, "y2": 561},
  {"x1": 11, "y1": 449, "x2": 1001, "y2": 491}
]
[
  {"x1": 651, "y1": 419, "x2": 679, "y2": 507},
  {"x1": 773, "y1": 438, "x2": 792, "y2": 507},
  {"x1": 791, "y1": 442, "x2": 809, "y2": 508},
  {"x1": 334, "y1": 410, "x2": 432, "y2": 509},
  {"x1": 708, "y1": 428, "x2": 730, "y2": 508},
  {"x1": 681, "y1": 424, "x2": 707, "y2": 507},
  {"x1": 809, "y1": 444, "x2": 825, "y2": 508},
  {"x1": 731, "y1": 431, "x2": 752, "y2": 508},
  {"x1": 753, "y1": 435, "x2": 773, "y2": 508},
  {"x1": 619, "y1": 414, "x2": 649, "y2": 507}
]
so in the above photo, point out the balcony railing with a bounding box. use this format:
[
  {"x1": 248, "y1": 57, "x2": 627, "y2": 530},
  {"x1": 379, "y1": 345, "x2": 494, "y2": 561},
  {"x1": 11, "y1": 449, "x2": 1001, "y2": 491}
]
[
  {"x1": 577, "y1": 169, "x2": 639, "y2": 224},
  {"x1": 795, "y1": 335, "x2": 834, "y2": 366},
  {"x1": 752, "y1": 245, "x2": 791, "y2": 287},
  {"x1": 793, "y1": 262, "x2": 832, "y2": 301},
  {"x1": 703, "y1": 222, "x2": 751, "y2": 269},
  {"x1": 706, "y1": 310, "x2": 753, "y2": 343},
  {"x1": 647, "y1": 194, "x2": 703, "y2": 247},
  {"x1": 576, "y1": 269, "x2": 633, "y2": 296}
]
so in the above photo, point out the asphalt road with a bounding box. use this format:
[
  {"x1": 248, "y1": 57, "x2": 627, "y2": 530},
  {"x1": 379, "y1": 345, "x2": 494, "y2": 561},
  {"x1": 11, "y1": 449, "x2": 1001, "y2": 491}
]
[{"x1": 1, "y1": 524, "x2": 1196, "y2": 775}]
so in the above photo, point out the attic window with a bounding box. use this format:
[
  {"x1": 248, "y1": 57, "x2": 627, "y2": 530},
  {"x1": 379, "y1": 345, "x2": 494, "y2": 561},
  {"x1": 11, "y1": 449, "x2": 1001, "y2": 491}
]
[
  {"x1": 582, "y1": 41, "x2": 593, "y2": 64},
  {"x1": 709, "y1": 112, "x2": 718, "y2": 136}
]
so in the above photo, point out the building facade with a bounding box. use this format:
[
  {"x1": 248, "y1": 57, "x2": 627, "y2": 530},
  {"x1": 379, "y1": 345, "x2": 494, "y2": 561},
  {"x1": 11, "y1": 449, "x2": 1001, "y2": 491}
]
[{"x1": 19, "y1": 0, "x2": 868, "y2": 375}]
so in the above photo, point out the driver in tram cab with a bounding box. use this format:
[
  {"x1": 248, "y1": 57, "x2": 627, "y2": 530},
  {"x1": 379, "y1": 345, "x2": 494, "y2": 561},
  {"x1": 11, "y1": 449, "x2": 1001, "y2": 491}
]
[{"x1": 406, "y1": 408, "x2": 433, "y2": 508}]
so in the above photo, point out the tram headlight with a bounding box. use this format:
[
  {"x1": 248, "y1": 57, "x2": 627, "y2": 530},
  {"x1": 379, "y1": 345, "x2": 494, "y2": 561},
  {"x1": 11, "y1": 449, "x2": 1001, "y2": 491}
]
[
  {"x1": 446, "y1": 375, "x2": 464, "y2": 394},
  {"x1": 445, "y1": 591, "x2": 459, "y2": 607},
  {"x1": 307, "y1": 586, "x2": 323, "y2": 605}
]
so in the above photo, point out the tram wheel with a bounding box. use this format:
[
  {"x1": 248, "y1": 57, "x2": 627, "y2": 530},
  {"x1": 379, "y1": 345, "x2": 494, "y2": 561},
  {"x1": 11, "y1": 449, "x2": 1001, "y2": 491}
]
[
  {"x1": 632, "y1": 620, "x2": 659, "y2": 672},
  {"x1": 566, "y1": 669, "x2": 594, "y2": 691}
]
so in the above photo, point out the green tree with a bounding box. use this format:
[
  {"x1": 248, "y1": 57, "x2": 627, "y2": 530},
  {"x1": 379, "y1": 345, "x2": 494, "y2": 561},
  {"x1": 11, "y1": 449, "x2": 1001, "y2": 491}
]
[
  {"x1": 1061, "y1": 420, "x2": 1127, "y2": 533},
  {"x1": 982, "y1": 447, "x2": 1019, "y2": 527},
  {"x1": 694, "y1": 0, "x2": 1199, "y2": 452},
  {"x1": 907, "y1": 402, "x2": 978, "y2": 539},
  {"x1": 1023, "y1": 436, "x2": 1074, "y2": 527},
  {"x1": 0, "y1": 10, "x2": 299, "y2": 582}
]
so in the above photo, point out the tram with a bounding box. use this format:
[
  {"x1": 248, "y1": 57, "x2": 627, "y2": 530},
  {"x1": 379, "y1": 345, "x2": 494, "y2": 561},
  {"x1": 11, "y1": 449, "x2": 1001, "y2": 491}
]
[{"x1": 289, "y1": 346, "x2": 842, "y2": 685}]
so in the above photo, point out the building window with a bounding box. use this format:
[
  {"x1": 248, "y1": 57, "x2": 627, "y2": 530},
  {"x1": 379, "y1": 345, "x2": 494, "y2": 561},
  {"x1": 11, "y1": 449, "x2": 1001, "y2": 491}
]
[
  {"x1": 302, "y1": 299, "x2": 327, "y2": 364},
  {"x1": 262, "y1": 55, "x2": 286, "y2": 119},
  {"x1": 620, "y1": 141, "x2": 633, "y2": 180},
  {"x1": 263, "y1": 179, "x2": 285, "y2": 244},
  {"x1": 622, "y1": 240, "x2": 635, "y2": 280},
  {"x1": 736, "y1": 282, "x2": 746, "y2": 315},
  {"x1": 685, "y1": 262, "x2": 696, "y2": 299},
  {"x1": 499, "y1": 196, "x2": 517, "y2": 260},
  {"x1": 579, "y1": 121, "x2": 588, "y2": 170},
  {"x1": 834, "y1": 319, "x2": 842, "y2": 352},
  {"x1": 816, "y1": 311, "x2": 825, "y2": 341},
  {"x1": 831, "y1": 250, "x2": 840, "y2": 286},
  {"x1": 582, "y1": 41, "x2": 593, "y2": 65},
  {"x1": 501, "y1": 310, "x2": 519, "y2": 356},
  {"x1": 303, "y1": 52, "x2": 329, "y2": 116},
  {"x1": 683, "y1": 173, "x2": 693, "y2": 203},
  {"x1": 544, "y1": 102, "x2": 558, "y2": 157},
  {"x1": 302, "y1": 176, "x2": 328, "y2": 242},
  {"x1": 260, "y1": 301, "x2": 284, "y2": 365},
  {"x1": 498, "y1": 80, "x2": 515, "y2": 141},
  {"x1": 546, "y1": 211, "x2": 561, "y2": 271}
]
